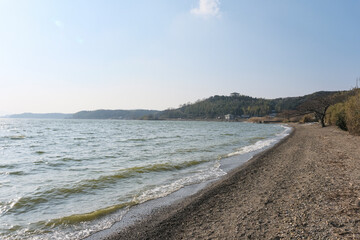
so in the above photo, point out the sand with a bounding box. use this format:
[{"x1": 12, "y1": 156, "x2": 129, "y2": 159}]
[{"x1": 102, "y1": 123, "x2": 360, "y2": 239}]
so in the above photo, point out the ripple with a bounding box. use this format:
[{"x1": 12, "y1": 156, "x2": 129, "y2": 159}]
[{"x1": 7, "y1": 135, "x2": 26, "y2": 140}]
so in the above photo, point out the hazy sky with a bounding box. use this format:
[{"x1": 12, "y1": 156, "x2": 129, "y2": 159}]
[{"x1": 1, "y1": 0, "x2": 359, "y2": 114}]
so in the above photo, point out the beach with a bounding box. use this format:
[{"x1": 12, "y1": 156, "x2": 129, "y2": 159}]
[{"x1": 102, "y1": 123, "x2": 360, "y2": 239}]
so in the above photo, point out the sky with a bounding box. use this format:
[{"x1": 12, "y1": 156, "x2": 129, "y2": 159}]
[{"x1": 0, "y1": 0, "x2": 359, "y2": 114}]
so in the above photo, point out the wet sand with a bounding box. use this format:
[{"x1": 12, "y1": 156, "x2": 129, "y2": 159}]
[{"x1": 102, "y1": 124, "x2": 360, "y2": 239}]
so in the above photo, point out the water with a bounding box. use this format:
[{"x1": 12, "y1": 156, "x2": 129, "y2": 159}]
[{"x1": 0, "y1": 119, "x2": 290, "y2": 239}]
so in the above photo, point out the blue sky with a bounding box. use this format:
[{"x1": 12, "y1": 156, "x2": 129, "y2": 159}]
[{"x1": 0, "y1": 0, "x2": 359, "y2": 114}]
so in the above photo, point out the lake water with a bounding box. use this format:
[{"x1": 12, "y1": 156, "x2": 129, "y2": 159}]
[{"x1": 0, "y1": 119, "x2": 290, "y2": 239}]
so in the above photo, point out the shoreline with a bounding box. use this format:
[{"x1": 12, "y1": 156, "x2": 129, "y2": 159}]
[
  {"x1": 86, "y1": 124, "x2": 293, "y2": 240},
  {"x1": 91, "y1": 123, "x2": 360, "y2": 239}
]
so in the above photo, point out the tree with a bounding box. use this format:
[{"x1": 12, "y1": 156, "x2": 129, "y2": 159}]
[
  {"x1": 298, "y1": 93, "x2": 346, "y2": 127},
  {"x1": 278, "y1": 110, "x2": 299, "y2": 121}
]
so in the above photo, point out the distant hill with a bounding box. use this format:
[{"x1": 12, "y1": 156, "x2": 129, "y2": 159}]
[
  {"x1": 3, "y1": 91, "x2": 349, "y2": 121},
  {"x1": 72, "y1": 109, "x2": 160, "y2": 119},
  {"x1": 5, "y1": 113, "x2": 72, "y2": 119},
  {"x1": 154, "y1": 91, "x2": 344, "y2": 120},
  {"x1": 4, "y1": 109, "x2": 160, "y2": 120}
]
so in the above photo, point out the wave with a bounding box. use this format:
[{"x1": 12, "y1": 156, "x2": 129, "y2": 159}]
[
  {"x1": 6, "y1": 135, "x2": 26, "y2": 140},
  {"x1": 0, "y1": 197, "x2": 21, "y2": 216},
  {"x1": 221, "y1": 133, "x2": 235, "y2": 136},
  {"x1": 3, "y1": 160, "x2": 224, "y2": 240},
  {"x1": 248, "y1": 136, "x2": 266, "y2": 143},
  {"x1": 224, "y1": 125, "x2": 292, "y2": 158},
  {"x1": 45, "y1": 202, "x2": 134, "y2": 227},
  {"x1": 226, "y1": 138, "x2": 277, "y2": 157},
  {"x1": 3, "y1": 204, "x2": 131, "y2": 240},
  {"x1": 128, "y1": 138, "x2": 147, "y2": 142},
  {"x1": 117, "y1": 135, "x2": 181, "y2": 144},
  {"x1": 6, "y1": 160, "x2": 209, "y2": 214},
  {"x1": 0, "y1": 171, "x2": 26, "y2": 176},
  {"x1": 60, "y1": 157, "x2": 81, "y2": 162},
  {"x1": 133, "y1": 161, "x2": 226, "y2": 204},
  {"x1": 73, "y1": 137, "x2": 86, "y2": 140},
  {"x1": 277, "y1": 125, "x2": 292, "y2": 137},
  {"x1": 174, "y1": 148, "x2": 200, "y2": 153},
  {"x1": 0, "y1": 121, "x2": 293, "y2": 240},
  {"x1": 0, "y1": 164, "x2": 16, "y2": 169}
]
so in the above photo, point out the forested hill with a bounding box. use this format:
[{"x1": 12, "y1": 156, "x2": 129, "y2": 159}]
[
  {"x1": 72, "y1": 109, "x2": 160, "y2": 119},
  {"x1": 152, "y1": 91, "x2": 340, "y2": 120},
  {"x1": 3, "y1": 91, "x2": 345, "y2": 120}
]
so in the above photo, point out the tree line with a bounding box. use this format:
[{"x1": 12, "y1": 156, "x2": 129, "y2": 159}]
[{"x1": 153, "y1": 91, "x2": 339, "y2": 120}]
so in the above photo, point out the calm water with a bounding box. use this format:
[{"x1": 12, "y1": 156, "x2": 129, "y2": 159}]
[{"x1": 0, "y1": 119, "x2": 290, "y2": 239}]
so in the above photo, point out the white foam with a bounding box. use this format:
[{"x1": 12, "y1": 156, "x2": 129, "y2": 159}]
[
  {"x1": 8, "y1": 208, "x2": 130, "y2": 240},
  {"x1": 227, "y1": 125, "x2": 292, "y2": 158},
  {"x1": 276, "y1": 125, "x2": 292, "y2": 137},
  {"x1": 0, "y1": 197, "x2": 20, "y2": 217},
  {"x1": 133, "y1": 161, "x2": 226, "y2": 204},
  {"x1": 226, "y1": 138, "x2": 277, "y2": 157}
]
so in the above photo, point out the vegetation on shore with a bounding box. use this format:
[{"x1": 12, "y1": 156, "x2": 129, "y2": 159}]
[
  {"x1": 5, "y1": 89, "x2": 360, "y2": 136},
  {"x1": 326, "y1": 89, "x2": 360, "y2": 135},
  {"x1": 148, "y1": 91, "x2": 339, "y2": 120},
  {"x1": 72, "y1": 109, "x2": 159, "y2": 120},
  {"x1": 146, "y1": 88, "x2": 360, "y2": 136}
]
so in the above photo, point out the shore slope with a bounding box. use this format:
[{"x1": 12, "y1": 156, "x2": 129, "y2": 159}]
[{"x1": 106, "y1": 124, "x2": 360, "y2": 239}]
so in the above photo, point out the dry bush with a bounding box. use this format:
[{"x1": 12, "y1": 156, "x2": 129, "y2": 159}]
[
  {"x1": 345, "y1": 92, "x2": 360, "y2": 135},
  {"x1": 299, "y1": 114, "x2": 315, "y2": 124},
  {"x1": 326, "y1": 103, "x2": 347, "y2": 131},
  {"x1": 290, "y1": 116, "x2": 302, "y2": 122},
  {"x1": 272, "y1": 117, "x2": 285, "y2": 122},
  {"x1": 248, "y1": 117, "x2": 266, "y2": 123}
]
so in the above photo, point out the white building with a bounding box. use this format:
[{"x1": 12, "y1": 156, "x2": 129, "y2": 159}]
[{"x1": 225, "y1": 114, "x2": 234, "y2": 120}]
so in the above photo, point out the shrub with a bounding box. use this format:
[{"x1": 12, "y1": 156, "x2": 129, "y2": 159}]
[
  {"x1": 326, "y1": 103, "x2": 347, "y2": 131},
  {"x1": 345, "y1": 92, "x2": 360, "y2": 135},
  {"x1": 300, "y1": 114, "x2": 315, "y2": 123},
  {"x1": 290, "y1": 116, "x2": 302, "y2": 122},
  {"x1": 336, "y1": 113, "x2": 347, "y2": 131}
]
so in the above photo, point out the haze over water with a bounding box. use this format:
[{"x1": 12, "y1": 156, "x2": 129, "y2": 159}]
[{"x1": 0, "y1": 119, "x2": 290, "y2": 239}]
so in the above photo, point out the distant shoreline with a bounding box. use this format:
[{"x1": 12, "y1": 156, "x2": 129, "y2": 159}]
[
  {"x1": 95, "y1": 124, "x2": 360, "y2": 239},
  {"x1": 1, "y1": 116, "x2": 287, "y2": 124}
]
